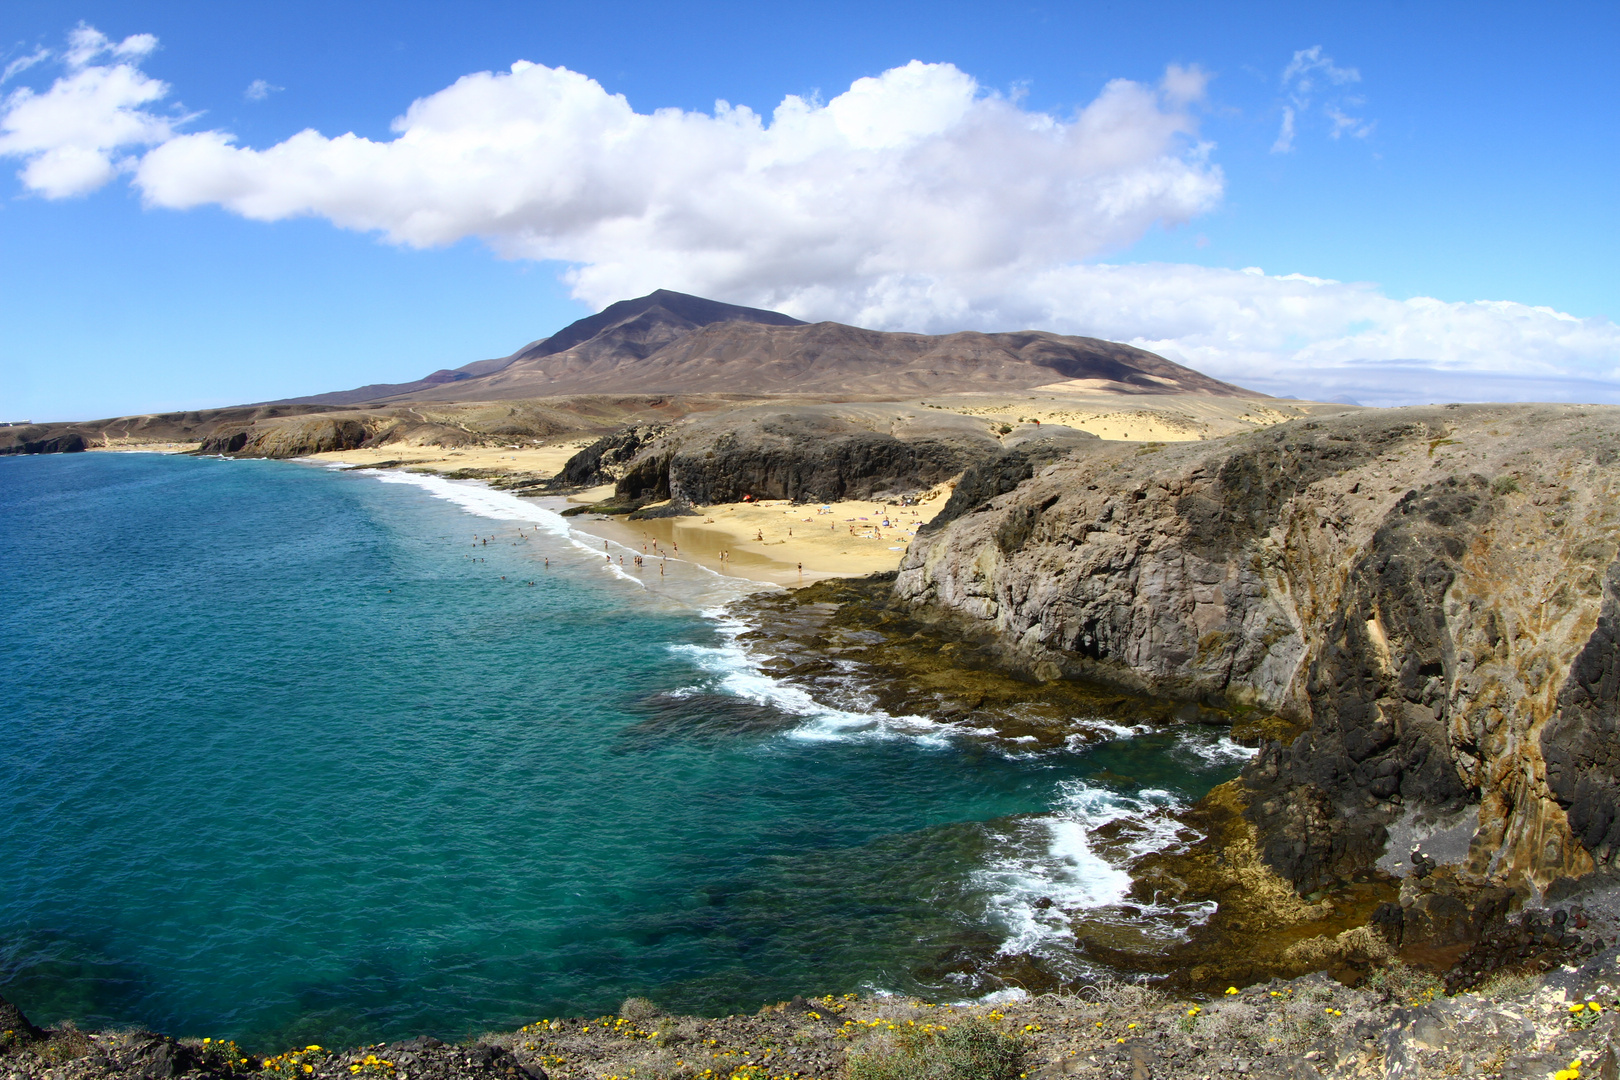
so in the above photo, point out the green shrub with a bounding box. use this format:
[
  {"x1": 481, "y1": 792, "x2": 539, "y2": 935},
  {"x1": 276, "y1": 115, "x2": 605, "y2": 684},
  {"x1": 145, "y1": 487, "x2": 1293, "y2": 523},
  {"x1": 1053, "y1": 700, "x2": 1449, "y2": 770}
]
[
  {"x1": 1491, "y1": 475, "x2": 1520, "y2": 495},
  {"x1": 845, "y1": 1017, "x2": 1027, "y2": 1080},
  {"x1": 1365, "y1": 962, "x2": 1444, "y2": 1005}
]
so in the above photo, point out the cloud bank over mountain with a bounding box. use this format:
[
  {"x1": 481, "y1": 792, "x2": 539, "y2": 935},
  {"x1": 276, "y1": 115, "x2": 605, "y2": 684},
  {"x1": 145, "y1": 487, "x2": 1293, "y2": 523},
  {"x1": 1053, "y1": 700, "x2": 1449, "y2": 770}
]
[{"x1": 2, "y1": 26, "x2": 1615, "y2": 405}]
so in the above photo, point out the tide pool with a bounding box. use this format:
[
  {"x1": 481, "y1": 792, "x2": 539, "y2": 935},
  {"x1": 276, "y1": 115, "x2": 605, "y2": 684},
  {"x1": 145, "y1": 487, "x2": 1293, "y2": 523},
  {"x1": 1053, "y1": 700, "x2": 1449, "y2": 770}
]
[{"x1": 0, "y1": 452, "x2": 1245, "y2": 1050}]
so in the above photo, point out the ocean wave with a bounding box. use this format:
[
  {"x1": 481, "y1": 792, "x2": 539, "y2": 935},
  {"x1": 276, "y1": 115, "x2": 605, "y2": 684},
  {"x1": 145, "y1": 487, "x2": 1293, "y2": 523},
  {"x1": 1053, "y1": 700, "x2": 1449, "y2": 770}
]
[
  {"x1": 975, "y1": 779, "x2": 1210, "y2": 960},
  {"x1": 1061, "y1": 720, "x2": 1154, "y2": 751},
  {"x1": 671, "y1": 608, "x2": 956, "y2": 748},
  {"x1": 1169, "y1": 731, "x2": 1258, "y2": 768},
  {"x1": 365, "y1": 470, "x2": 573, "y2": 536}
]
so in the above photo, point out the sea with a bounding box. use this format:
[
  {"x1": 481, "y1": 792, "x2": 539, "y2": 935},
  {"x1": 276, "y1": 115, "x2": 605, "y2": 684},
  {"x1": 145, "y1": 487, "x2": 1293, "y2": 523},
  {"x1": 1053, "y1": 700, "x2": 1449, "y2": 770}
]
[{"x1": 0, "y1": 451, "x2": 1251, "y2": 1051}]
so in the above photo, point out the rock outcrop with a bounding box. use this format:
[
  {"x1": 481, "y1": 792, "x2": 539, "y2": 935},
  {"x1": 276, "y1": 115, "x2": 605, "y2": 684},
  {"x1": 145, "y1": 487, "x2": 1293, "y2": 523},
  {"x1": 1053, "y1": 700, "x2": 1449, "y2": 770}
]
[
  {"x1": 196, "y1": 416, "x2": 373, "y2": 457},
  {"x1": 0, "y1": 431, "x2": 87, "y2": 455},
  {"x1": 611, "y1": 402, "x2": 1009, "y2": 505},
  {"x1": 534, "y1": 423, "x2": 671, "y2": 491},
  {"x1": 895, "y1": 404, "x2": 1620, "y2": 912}
]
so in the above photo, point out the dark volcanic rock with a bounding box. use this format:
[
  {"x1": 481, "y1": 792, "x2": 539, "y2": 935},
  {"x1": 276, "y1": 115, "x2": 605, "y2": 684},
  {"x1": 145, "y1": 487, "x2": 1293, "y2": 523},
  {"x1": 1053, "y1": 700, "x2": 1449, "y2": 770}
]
[
  {"x1": 540, "y1": 423, "x2": 670, "y2": 491},
  {"x1": 0, "y1": 431, "x2": 88, "y2": 455},
  {"x1": 896, "y1": 404, "x2": 1620, "y2": 940},
  {"x1": 1543, "y1": 560, "x2": 1620, "y2": 869},
  {"x1": 0, "y1": 994, "x2": 44, "y2": 1042},
  {"x1": 1246, "y1": 474, "x2": 1490, "y2": 892},
  {"x1": 616, "y1": 404, "x2": 1006, "y2": 505},
  {"x1": 195, "y1": 417, "x2": 370, "y2": 458},
  {"x1": 924, "y1": 429, "x2": 1100, "y2": 533}
]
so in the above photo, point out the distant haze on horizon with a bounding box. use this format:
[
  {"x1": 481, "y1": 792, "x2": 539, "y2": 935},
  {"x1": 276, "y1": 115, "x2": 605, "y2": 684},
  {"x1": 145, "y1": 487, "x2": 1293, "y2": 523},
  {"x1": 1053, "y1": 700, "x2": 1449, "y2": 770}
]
[{"x1": 1, "y1": 0, "x2": 1615, "y2": 420}]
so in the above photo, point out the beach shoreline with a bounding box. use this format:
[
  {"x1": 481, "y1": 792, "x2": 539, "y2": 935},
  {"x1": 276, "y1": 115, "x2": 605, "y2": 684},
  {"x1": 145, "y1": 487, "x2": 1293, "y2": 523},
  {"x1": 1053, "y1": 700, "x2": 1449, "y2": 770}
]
[{"x1": 563, "y1": 491, "x2": 947, "y2": 588}]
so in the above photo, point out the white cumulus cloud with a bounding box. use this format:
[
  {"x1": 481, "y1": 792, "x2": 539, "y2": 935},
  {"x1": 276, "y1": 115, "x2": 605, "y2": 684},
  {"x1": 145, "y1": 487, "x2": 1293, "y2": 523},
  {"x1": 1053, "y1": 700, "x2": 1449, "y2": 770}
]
[
  {"x1": 1009, "y1": 264, "x2": 1620, "y2": 406},
  {"x1": 0, "y1": 23, "x2": 176, "y2": 197},
  {"x1": 135, "y1": 57, "x2": 1224, "y2": 313}
]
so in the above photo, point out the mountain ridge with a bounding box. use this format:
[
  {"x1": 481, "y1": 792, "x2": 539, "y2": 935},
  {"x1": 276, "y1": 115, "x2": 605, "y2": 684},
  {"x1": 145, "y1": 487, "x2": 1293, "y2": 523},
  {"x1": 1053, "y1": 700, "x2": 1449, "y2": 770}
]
[
  {"x1": 273, "y1": 289, "x2": 1254, "y2": 406},
  {"x1": 271, "y1": 291, "x2": 808, "y2": 407}
]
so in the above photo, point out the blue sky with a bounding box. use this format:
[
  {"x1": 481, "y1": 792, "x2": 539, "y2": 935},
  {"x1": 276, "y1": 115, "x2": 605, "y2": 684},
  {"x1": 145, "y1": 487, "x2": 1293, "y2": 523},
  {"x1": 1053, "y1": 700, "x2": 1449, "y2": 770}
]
[{"x1": 2, "y1": 0, "x2": 1616, "y2": 420}]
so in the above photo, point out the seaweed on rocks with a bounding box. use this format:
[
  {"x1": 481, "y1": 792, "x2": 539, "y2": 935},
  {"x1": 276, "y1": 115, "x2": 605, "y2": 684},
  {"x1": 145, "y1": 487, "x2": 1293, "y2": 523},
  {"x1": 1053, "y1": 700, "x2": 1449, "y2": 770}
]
[{"x1": 730, "y1": 573, "x2": 1244, "y2": 748}]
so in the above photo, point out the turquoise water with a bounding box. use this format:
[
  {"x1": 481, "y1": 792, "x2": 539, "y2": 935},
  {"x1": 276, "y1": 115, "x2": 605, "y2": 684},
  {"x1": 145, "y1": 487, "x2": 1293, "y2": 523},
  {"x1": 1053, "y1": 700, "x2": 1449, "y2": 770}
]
[{"x1": 0, "y1": 452, "x2": 1245, "y2": 1051}]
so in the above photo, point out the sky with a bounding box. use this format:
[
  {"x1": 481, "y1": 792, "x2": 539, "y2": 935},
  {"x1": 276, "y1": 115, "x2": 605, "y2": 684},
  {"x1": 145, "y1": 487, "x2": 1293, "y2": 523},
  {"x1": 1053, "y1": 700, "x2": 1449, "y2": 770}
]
[{"x1": 1, "y1": 0, "x2": 1617, "y2": 421}]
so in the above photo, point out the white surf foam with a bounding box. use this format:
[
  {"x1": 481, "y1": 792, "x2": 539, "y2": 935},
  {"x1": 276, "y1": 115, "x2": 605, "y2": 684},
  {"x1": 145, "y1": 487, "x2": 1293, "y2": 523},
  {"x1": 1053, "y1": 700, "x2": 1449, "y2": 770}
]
[
  {"x1": 671, "y1": 607, "x2": 956, "y2": 748},
  {"x1": 364, "y1": 469, "x2": 573, "y2": 535},
  {"x1": 975, "y1": 778, "x2": 1217, "y2": 960},
  {"x1": 1171, "y1": 731, "x2": 1258, "y2": 767}
]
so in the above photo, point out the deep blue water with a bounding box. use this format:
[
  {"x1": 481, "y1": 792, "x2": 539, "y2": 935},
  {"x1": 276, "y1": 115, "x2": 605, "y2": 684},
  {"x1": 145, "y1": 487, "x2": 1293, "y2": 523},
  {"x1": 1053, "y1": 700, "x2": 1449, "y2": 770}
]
[{"x1": 0, "y1": 452, "x2": 1245, "y2": 1051}]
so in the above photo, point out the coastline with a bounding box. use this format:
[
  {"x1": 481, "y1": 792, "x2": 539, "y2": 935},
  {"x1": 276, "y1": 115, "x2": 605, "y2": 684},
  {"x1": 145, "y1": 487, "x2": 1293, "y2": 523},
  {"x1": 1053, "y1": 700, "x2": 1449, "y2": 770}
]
[{"x1": 563, "y1": 491, "x2": 947, "y2": 587}]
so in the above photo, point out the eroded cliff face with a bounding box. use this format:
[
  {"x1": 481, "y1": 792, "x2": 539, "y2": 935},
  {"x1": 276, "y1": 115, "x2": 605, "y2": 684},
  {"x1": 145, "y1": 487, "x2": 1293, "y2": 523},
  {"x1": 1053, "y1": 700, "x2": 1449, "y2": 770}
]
[
  {"x1": 613, "y1": 403, "x2": 1005, "y2": 505},
  {"x1": 896, "y1": 404, "x2": 1620, "y2": 899}
]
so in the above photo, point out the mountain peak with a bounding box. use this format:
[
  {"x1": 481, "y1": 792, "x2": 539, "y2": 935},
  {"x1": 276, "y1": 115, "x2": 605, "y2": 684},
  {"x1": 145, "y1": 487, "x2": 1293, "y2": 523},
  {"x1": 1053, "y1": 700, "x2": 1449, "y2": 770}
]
[{"x1": 511, "y1": 290, "x2": 806, "y2": 363}]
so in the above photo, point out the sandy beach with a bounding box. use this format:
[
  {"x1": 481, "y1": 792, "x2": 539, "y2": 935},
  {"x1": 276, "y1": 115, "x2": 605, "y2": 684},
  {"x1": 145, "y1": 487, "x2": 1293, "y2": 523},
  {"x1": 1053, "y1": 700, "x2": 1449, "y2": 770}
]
[
  {"x1": 310, "y1": 440, "x2": 592, "y2": 477},
  {"x1": 296, "y1": 388, "x2": 1339, "y2": 587},
  {"x1": 87, "y1": 441, "x2": 202, "y2": 453},
  {"x1": 567, "y1": 489, "x2": 950, "y2": 586}
]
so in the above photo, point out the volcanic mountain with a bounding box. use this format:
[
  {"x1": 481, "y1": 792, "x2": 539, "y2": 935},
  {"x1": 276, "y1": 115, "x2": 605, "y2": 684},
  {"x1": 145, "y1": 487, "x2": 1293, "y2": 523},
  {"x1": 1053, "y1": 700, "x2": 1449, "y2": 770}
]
[{"x1": 281, "y1": 289, "x2": 1250, "y2": 405}]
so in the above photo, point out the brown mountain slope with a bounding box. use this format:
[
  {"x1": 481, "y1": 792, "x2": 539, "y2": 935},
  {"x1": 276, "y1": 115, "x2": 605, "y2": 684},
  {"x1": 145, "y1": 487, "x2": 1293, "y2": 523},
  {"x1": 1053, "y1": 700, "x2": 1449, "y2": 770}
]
[
  {"x1": 277, "y1": 290, "x2": 805, "y2": 406},
  {"x1": 384, "y1": 304, "x2": 1249, "y2": 402}
]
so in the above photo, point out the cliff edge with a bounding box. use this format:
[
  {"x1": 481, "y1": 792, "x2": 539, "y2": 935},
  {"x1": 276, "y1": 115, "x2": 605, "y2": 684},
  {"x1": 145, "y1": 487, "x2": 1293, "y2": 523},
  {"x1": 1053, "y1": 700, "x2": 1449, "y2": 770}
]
[{"x1": 895, "y1": 403, "x2": 1620, "y2": 959}]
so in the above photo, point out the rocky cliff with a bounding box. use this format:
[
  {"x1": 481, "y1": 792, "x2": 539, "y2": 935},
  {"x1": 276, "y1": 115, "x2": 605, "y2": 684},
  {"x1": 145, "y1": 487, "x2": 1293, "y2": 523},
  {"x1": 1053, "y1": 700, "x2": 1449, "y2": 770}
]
[
  {"x1": 895, "y1": 404, "x2": 1620, "y2": 921},
  {"x1": 611, "y1": 402, "x2": 1011, "y2": 505}
]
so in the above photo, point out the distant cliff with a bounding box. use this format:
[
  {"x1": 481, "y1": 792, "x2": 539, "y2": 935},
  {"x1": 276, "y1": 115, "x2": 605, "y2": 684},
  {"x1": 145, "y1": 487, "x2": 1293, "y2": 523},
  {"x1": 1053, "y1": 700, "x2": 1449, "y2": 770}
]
[{"x1": 895, "y1": 404, "x2": 1620, "y2": 916}]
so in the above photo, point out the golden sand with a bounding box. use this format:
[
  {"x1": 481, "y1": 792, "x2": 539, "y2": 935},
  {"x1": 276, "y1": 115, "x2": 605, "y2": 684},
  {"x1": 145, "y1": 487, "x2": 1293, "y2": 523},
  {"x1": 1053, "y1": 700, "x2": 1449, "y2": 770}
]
[
  {"x1": 914, "y1": 389, "x2": 1326, "y2": 443},
  {"x1": 88, "y1": 441, "x2": 202, "y2": 454},
  {"x1": 309, "y1": 441, "x2": 591, "y2": 476},
  {"x1": 568, "y1": 491, "x2": 951, "y2": 587}
]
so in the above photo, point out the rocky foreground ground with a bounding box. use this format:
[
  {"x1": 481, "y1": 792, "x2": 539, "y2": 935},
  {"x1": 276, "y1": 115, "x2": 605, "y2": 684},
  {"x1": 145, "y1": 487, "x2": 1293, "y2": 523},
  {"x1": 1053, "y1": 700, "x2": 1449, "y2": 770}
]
[{"x1": 7, "y1": 942, "x2": 1620, "y2": 1080}]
